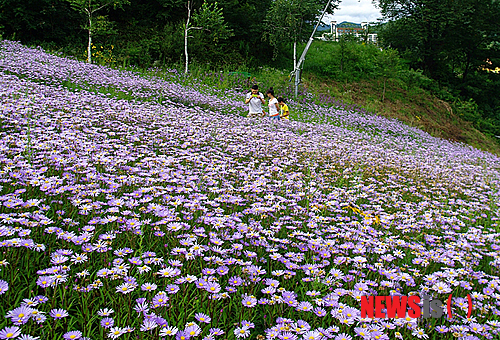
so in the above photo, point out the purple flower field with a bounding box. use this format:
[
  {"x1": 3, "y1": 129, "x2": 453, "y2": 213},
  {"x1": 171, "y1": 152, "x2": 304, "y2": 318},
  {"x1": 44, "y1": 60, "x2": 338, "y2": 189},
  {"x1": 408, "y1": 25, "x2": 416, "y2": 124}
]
[{"x1": 1, "y1": 40, "x2": 500, "y2": 340}]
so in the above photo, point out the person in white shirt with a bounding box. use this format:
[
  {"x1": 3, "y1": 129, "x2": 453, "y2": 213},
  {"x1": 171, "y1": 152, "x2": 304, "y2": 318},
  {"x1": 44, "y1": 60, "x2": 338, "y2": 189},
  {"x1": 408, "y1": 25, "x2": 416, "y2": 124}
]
[
  {"x1": 266, "y1": 87, "x2": 280, "y2": 121},
  {"x1": 245, "y1": 85, "x2": 265, "y2": 118}
]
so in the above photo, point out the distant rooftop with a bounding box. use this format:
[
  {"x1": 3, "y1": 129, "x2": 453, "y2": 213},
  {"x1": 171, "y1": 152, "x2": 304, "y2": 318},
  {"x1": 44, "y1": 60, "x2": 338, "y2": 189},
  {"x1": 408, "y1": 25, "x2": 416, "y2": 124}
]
[{"x1": 316, "y1": 21, "x2": 366, "y2": 32}]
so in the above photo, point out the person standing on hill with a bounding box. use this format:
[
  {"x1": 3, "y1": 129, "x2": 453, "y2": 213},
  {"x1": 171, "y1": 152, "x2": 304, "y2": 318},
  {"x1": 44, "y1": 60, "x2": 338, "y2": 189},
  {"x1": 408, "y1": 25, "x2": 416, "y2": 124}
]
[
  {"x1": 245, "y1": 85, "x2": 265, "y2": 118},
  {"x1": 277, "y1": 97, "x2": 289, "y2": 120},
  {"x1": 266, "y1": 87, "x2": 280, "y2": 121}
]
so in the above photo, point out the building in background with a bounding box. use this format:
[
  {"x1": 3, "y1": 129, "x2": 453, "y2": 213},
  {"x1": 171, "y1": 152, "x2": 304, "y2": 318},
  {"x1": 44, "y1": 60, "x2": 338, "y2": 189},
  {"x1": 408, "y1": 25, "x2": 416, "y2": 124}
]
[{"x1": 319, "y1": 21, "x2": 377, "y2": 43}]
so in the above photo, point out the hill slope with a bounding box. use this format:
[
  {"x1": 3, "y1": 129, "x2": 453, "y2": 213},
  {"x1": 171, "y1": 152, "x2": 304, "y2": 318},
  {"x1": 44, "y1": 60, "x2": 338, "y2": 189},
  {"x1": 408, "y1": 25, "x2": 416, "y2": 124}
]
[
  {"x1": 1, "y1": 40, "x2": 500, "y2": 340},
  {"x1": 303, "y1": 75, "x2": 500, "y2": 155}
]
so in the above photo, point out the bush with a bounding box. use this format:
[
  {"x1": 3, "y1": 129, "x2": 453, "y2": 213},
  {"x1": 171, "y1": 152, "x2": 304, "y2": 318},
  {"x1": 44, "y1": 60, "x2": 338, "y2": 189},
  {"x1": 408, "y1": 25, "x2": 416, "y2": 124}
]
[{"x1": 302, "y1": 40, "x2": 401, "y2": 82}]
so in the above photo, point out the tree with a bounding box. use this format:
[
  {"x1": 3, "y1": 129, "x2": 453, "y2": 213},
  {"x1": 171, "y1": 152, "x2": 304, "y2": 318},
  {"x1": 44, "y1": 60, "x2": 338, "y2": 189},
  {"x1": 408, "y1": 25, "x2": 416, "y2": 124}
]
[
  {"x1": 206, "y1": 0, "x2": 274, "y2": 64},
  {"x1": 184, "y1": 1, "x2": 233, "y2": 73},
  {"x1": 184, "y1": 1, "x2": 201, "y2": 74},
  {"x1": 263, "y1": 0, "x2": 339, "y2": 69},
  {"x1": 0, "y1": 0, "x2": 81, "y2": 44},
  {"x1": 375, "y1": 0, "x2": 500, "y2": 83},
  {"x1": 66, "y1": 0, "x2": 130, "y2": 63},
  {"x1": 375, "y1": 0, "x2": 500, "y2": 137}
]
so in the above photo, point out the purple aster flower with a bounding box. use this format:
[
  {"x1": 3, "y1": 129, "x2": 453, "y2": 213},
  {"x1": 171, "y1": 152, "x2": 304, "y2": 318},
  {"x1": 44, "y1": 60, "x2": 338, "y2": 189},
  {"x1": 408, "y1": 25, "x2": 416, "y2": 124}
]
[
  {"x1": 241, "y1": 321, "x2": 254, "y2": 329},
  {"x1": 18, "y1": 334, "x2": 40, "y2": 340},
  {"x1": 185, "y1": 324, "x2": 202, "y2": 338},
  {"x1": 205, "y1": 282, "x2": 221, "y2": 294},
  {"x1": 63, "y1": 331, "x2": 82, "y2": 340},
  {"x1": 97, "y1": 308, "x2": 114, "y2": 317},
  {"x1": 101, "y1": 318, "x2": 114, "y2": 329},
  {"x1": 195, "y1": 313, "x2": 211, "y2": 324},
  {"x1": 134, "y1": 301, "x2": 150, "y2": 314},
  {"x1": 216, "y1": 266, "x2": 229, "y2": 276},
  {"x1": 151, "y1": 294, "x2": 169, "y2": 308},
  {"x1": 49, "y1": 308, "x2": 69, "y2": 319},
  {"x1": 0, "y1": 326, "x2": 21, "y2": 339},
  {"x1": 241, "y1": 295, "x2": 257, "y2": 308},
  {"x1": 195, "y1": 278, "x2": 208, "y2": 289},
  {"x1": 333, "y1": 334, "x2": 352, "y2": 340},
  {"x1": 123, "y1": 276, "x2": 137, "y2": 284},
  {"x1": 116, "y1": 283, "x2": 136, "y2": 294},
  {"x1": 36, "y1": 276, "x2": 54, "y2": 288},
  {"x1": 435, "y1": 326, "x2": 448, "y2": 333},
  {"x1": 34, "y1": 295, "x2": 48, "y2": 304},
  {"x1": 0, "y1": 280, "x2": 8, "y2": 295},
  {"x1": 6, "y1": 306, "x2": 33, "y2": 325},
  {"x1": 167, "y1": 284, "x2": 180, "y2": 294},
  {"x1": 303, "y1": 330, "x2": 322, "y2": 340},
  {"x1": 265, "y1": 278, "x2": 279, "y2": 287},
  {"x1": 202, "y1": 268, "x2": 217, "y2": 276},
  {"x1": 209, "y1": 328, "x2": 224, "y2": 336},
  {"x1": 175, "y1": 331, "x2": 191, "y2": 340},
  {"x1": 155, "y1": 316, "x2": 168, "y2": 328},
  {"x1": 140, "y1": 319, "x2": 158, "y2": 331},
  {"x1": 278, "y1": 332, "x2": 296, "y2": 340},
  {"x1": 228, "y1": 276, "x2": 243, "y2": 286},
  {"x1": 314, "y1": 307, "x2": 327, "y2": 317},
  {"x1": 296, "y1": 301, "x2": 314, "y2": 312},
  {"x1": 34, "y1": 314, "x2": 47, "y2": 324},
  {"x1": 108, "y1": 327, "x2": 125, "y2": 339}
]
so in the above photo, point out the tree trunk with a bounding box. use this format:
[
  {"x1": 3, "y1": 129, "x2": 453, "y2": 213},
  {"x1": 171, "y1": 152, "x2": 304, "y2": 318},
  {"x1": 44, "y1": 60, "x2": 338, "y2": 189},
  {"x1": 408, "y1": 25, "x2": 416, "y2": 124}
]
[
  {"x1": 382, "y1": 78, "x2": 387, "y2": 102},
  {"x1": 462, "y1": 52, "x2": 472, "y2": 83},
  {"x1": 184, "y1": 1, "x2": 191, "y2": 74},
  {"x1": 293, "y1": 41, "x2": 297, "y2": 70},
  {"x1": 87, "y1": 16, "x2": 92, "y2": 64}
]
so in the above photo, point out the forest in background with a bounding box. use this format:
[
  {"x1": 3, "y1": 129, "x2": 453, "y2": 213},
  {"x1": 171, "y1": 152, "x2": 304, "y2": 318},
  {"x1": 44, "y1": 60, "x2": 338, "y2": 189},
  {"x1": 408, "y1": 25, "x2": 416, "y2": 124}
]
[{"x1": 1, "y1": 0, "x2": 499, "y2": 145}]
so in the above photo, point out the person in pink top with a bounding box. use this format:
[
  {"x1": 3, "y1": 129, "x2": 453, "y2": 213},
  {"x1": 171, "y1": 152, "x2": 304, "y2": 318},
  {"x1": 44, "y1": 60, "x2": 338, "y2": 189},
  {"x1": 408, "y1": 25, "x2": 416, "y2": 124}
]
[{"x1": 266, "y1": 87, "x2": 280, "y2": 121}]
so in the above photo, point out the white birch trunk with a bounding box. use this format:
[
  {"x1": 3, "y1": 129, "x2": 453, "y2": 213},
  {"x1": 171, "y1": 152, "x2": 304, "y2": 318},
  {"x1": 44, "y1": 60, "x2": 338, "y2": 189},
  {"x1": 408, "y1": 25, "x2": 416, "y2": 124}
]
[
  {"x1": 87, "y1": 23, "x2": 92, "y2": 64},
  {"x1": 86, "y1": 6, "x2": 92, "y2": 64},
  {"x1": 184, "y1": 1, "x2": 191, "y2": 74},
  {"x1": 293, "y1": 40, "x2": 297, "y2": 70}
]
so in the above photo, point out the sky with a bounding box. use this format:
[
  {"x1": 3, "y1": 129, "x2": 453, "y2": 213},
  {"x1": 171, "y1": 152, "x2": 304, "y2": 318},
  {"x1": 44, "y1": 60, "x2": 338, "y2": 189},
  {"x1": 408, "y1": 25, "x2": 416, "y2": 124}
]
[{"x1": 325, "y1": 0, "x2": 382, "y2": 25}]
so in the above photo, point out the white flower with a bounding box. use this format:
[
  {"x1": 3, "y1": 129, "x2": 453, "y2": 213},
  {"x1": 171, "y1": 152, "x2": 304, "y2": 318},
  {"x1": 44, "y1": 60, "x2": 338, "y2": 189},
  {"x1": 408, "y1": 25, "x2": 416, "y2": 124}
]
[
  {"x1": 108, "y1": 327, "x2": 125, "y2": 339},
  {"x1": 234, "y1": 326, "x2": 250, "y2": 339},
  {"x1": 97, "y1": 308, "x2": 114, "y2": 317},
  {"x1": 159, "y1": 326, "x2": 178, "y2": 337}
]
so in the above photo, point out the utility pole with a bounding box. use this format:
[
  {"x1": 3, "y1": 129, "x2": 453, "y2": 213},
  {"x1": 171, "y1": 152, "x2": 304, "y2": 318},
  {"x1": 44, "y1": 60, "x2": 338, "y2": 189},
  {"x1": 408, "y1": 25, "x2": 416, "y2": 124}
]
[{"x1": 290, "y1": 0, "x2": 334, "y2": 98}]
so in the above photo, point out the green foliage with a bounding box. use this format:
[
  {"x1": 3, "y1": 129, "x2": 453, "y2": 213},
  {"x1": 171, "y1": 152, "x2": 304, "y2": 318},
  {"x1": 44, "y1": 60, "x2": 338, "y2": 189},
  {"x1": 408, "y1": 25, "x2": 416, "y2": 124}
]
[
  {"x1": 65, "y1": 0, "x2": 130, "y2": 63},
  {"x1": 263, "y1": 0, "x2": 338, "y2": 59},
  {"x1": 90, "y1": 43, "x2": 117, "y2": 66},
  {"x1": 189, "y1": 1, "x2": 234, "y2": 64},
  {"x1": 0, "y1": 0, "x2": 82, "y2": 44},
  {"x1": 303, "y1": 40, "x2": 403, "y2": 83},
  {"x1": 192, "y1": 2, "x2": 233, "y2": 43},
  {"x1": 92, "y1": 15, "x2": 118, "y2": 36},
  {"x1": 65, "y1": 0, "x2": 130, "y2": 33},
  {"x1": 397, "y1": 68, "x2": 432, "y2": 90},
  {"x1": 376, "y1": 0, "x2": 500, "y2": 140}
]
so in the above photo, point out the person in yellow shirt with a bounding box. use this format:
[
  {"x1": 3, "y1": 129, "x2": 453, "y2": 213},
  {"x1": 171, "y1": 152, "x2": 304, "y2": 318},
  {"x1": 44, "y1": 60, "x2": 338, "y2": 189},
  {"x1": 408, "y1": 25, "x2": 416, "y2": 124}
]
[{"x1": 277, "y1": 97, "x2": 289, "y2": 120}]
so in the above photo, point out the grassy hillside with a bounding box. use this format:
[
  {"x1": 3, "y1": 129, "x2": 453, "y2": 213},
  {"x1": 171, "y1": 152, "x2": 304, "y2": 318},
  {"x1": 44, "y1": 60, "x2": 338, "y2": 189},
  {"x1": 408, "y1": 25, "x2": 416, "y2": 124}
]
[
  {"x1": 297, "y1": 40, "x2": 500, "y2": 155},
  {"x1": 1, "y1": 40, "x2": 500, "y2": 340},
  {"x1": 302, "y1": 75, "x2": 500, "y2": 155}
]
